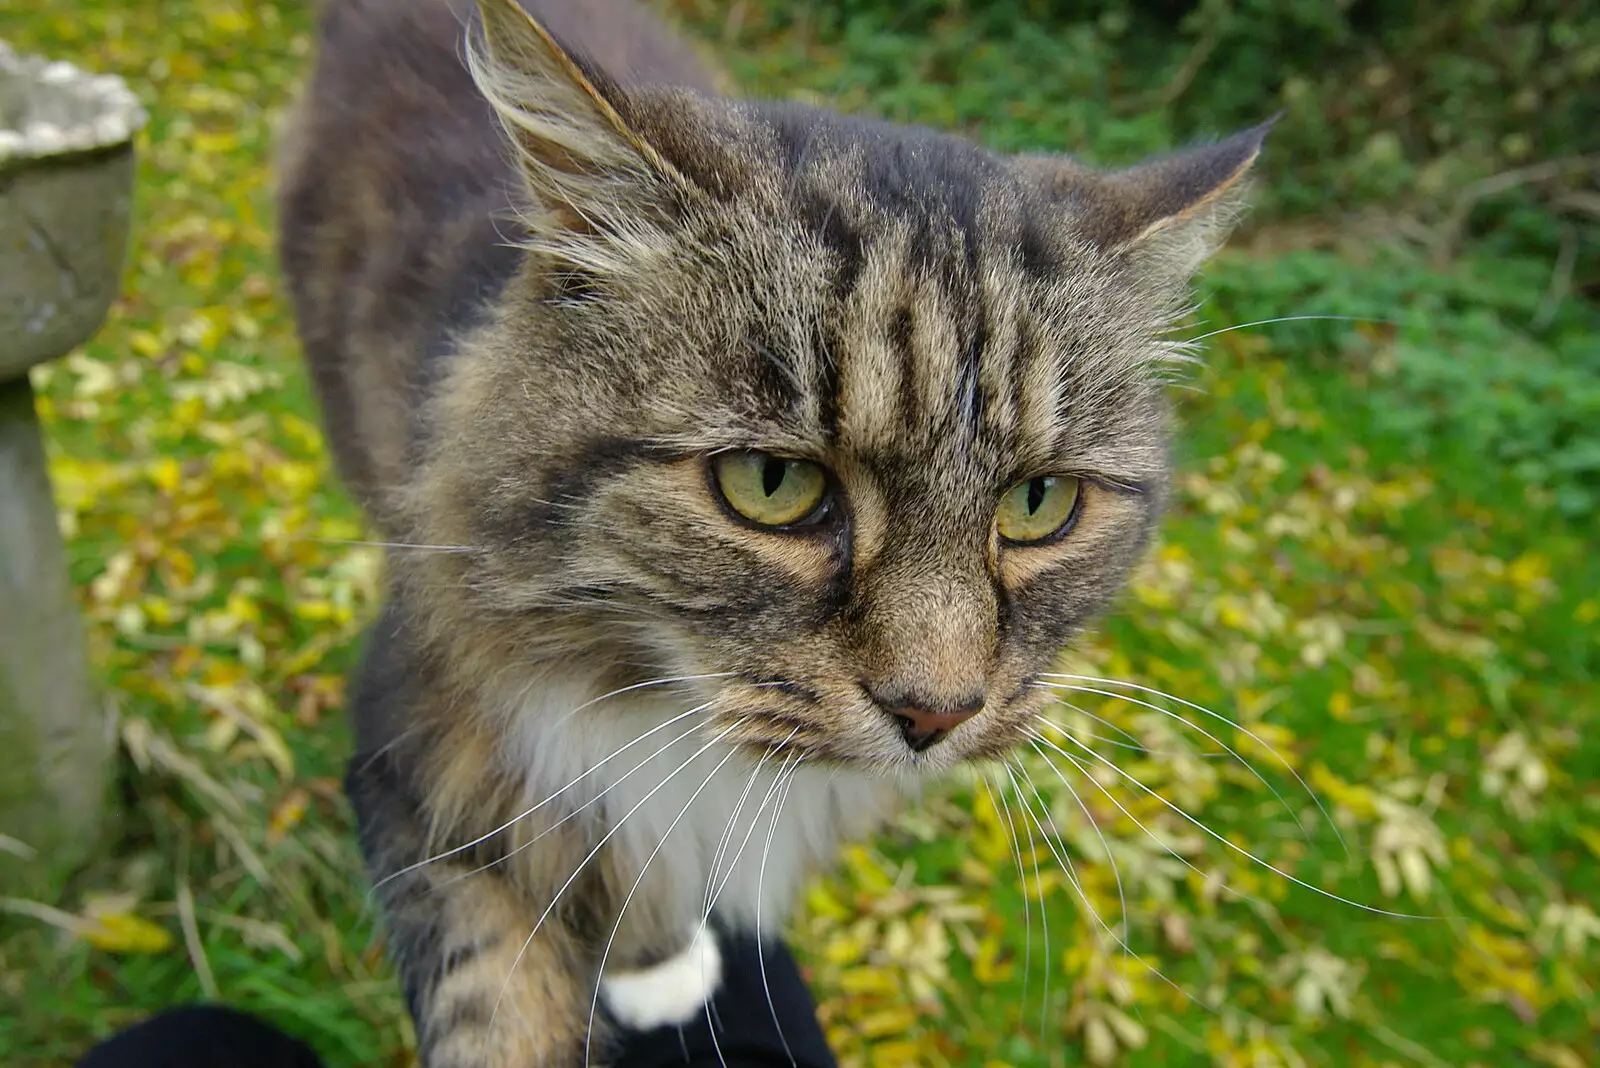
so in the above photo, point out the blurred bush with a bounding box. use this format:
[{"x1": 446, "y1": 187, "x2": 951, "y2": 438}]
[{"x1": 704, "y1": 0, "x2": 1596, "y2": 257}]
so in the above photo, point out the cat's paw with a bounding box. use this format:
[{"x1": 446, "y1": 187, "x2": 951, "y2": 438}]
[{"x1": 600, "y1": 926, "x2": 723, "y2": 1031}]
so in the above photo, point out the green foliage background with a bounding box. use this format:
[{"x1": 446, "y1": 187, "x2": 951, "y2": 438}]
[{"x1": 2, "y1": 1, "x2": 1596, "y2": 1066}]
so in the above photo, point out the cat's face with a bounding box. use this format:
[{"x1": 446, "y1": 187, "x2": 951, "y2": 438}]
[{"x1": 407, "y1": 0, "x2": 1266, "y2": 774}]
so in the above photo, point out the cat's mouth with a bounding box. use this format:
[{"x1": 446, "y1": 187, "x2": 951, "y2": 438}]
[
  {"x1": 717, "y1": 688, "x2": 1009, "y2": 774},
  {"x1": 710, "y1": 670, "x2": 1043, "y2": 772}
]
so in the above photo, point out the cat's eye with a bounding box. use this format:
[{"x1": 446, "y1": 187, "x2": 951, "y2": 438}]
[
  {"x1": 712, "y1": 452, "x2": 830, "y2": 528},
  {"x1": 995, "y1": 475, "x2": 1082, "y2": 545}
]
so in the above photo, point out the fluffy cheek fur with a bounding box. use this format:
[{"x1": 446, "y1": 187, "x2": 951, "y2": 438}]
[
  {"x1": 509, "y1": 456, "x2": 1165, "y2": 774},
  {"x1": 394, "y1": 141, "x2": 1184, "y2": 780}
]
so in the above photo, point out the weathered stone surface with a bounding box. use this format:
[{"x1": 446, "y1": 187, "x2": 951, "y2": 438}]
[
  {"x1": 0, "y1": 145, "x2": 136, "y2": 378},
  {"x1": 0, "y1": 41, "x2": 143, "y2": 897},
  {"x1": 0, "y1": 376, "x2": 108, "y2": 898}
]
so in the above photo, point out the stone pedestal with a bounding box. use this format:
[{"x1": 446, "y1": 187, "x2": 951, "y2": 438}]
[
  {"x1": 0, "y1": 375, "x2": 107, "y2": 895},
  {"x1": 0, "y1": 40, "x2": 144, "y2": 898}
]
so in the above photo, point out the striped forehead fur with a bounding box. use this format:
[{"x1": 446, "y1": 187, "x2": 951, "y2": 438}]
[
  {"x1": 395, "y1": 2, "x2": 1267, "y2": 777},
  {"x1": 475, "y1": 83, "x2": 1191, "y2": 475}
]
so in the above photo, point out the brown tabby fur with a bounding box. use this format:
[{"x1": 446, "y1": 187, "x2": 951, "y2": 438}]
[{"x1": 276, "y1": 0, "x2": 1269, "y2": 1063}]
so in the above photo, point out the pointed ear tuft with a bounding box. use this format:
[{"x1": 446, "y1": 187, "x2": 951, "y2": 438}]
[
  {"x1": 467, "y1": 0, "x2": 681, "y2": 230},
  {"x1": 1021, "y1": 116, "x2": 1277, "y2": 280}
]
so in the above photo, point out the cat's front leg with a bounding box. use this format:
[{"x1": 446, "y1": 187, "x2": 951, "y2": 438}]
[{"x1": 348, "y1": 752, "x2": 593, "y2": 1067}]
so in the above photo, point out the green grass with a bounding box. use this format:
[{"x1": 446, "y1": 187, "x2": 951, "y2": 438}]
[{"x1": 3, "y1": 2, "x2": 1597, "y2": 1067}]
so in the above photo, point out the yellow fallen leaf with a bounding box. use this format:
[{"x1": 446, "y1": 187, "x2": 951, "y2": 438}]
[
  {"x1": 869, "y1": 1041, "x2": 924, "y2": 1068},
  {"x1": 80, "y1": 912, "x2": 174, "y2": 955},
  {"x1": 1574, "y1": 825, "x2": 1600, "y2": 861},
  {"x1": 806, "y1": 882, "x2": 850, "y2": 922},
  {"x1": 1528, "y1": 1041, "x2": 1587, "y2": 1068},
  {"x1": 856, "y1": 1008, "x2": 919, "y2": 1038},
  {"x1": 267, "y1": 787, "x2": 311, "y2": 845},
  {"x1": 1083, "y1": 1015, "x2": 1117, "y2": 1066},
  {"x1": 824, "y1": 930, "x2": 867, "y2": 966}
]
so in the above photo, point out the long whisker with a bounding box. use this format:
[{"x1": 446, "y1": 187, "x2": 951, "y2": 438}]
[
  {"x1": 1001, "y1": 762, "x2": 1117, "y2": 968},
  {"x1": 489, "y1": 721, "x2": 742, "y2": 1032},
  {"x1": 704, "y1": 731, "x2": 798, "y2": 920},
  {"x1": 1183, "y1": 314, "x2": 1396, "y2": 344},
  {"x1": 698, "y1": 753, "x2": 779, "y2": 1068},
  {"x1": 1029, "y1": 727, "x2": 1431, "y2": 919},
  {"x1": 704, "y1": 749, "x2": 800, "y2": 917},
  {"x1": 1038, "y1": 675, "x2": 1335, "y2": 853},
  {"x1": 1031, "y1": 681, "x2": 1239, "y2": 760},
  {"x1": 584, "y1": 735, "x2": 746, "y2": 1067},
  {"x1": 297, "y1": 537, "x2": 478, "y2": 552},
  {"x1": 376, "y1": 700, "x2": 714, "y2": 893},
  {"x1": 698, "y1": 747, "x2": 801, "y2": 1068},
  {"x1": 1027, "y1": 682, "x2": 1144, "y2": 748},
  {"x1": 472, "y1": 722, "x2": 721, "y2": 888},
  {"x1": 1022, "y1": 739, "x2": 1131, "y2": 950},
  {"x1": 1030, "y1": 725, "x2": 1241, "y2": 908},
  {"x1": 1005, "y1": 763, "x2": 1052, "y2": 1038},
  {"x1": 1033, "y1": 710, "x2": 1231, "y2": 761},
  {"x1": 981, "y1": 777, "x2": 1032, "y2": 1011},
  {"x1": 756, "y1": 759, "x2": 804, "y2": 1068},
  {"x1": 1025, "y1": 725, "x2": 1262, "y2": 913},
  {"x1": 1007, "y1": 753, "x2": 1201, "y2": 1010},
  {"x1": 554, "y1": 672, "x2": 736, "y2": 730}
]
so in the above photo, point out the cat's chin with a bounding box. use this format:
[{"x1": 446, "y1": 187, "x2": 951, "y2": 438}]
[{"x1": 734, "y1": 739, "x2": 975, "y2": 781}]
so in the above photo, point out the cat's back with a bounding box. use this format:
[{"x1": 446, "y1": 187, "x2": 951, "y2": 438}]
[{"x1": 276, "y1": 0, "x2": 715, "y2": 527}]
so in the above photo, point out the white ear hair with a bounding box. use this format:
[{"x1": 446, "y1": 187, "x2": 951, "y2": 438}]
[
  {"x1": 466, "y1": 0, "x2": 680, "y2": 231},
  {"x1": 1018, "y1": 118, "x2": 1273, "y2": 286}
]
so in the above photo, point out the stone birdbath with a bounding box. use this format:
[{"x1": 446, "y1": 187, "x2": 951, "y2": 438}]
[{"x1": 0, "y1": 40, "x2": 144, "y2": 898}]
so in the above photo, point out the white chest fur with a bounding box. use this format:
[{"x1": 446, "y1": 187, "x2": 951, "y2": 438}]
[{"x1": 503, "y1": 678, "x2": 902, "y2": 938}]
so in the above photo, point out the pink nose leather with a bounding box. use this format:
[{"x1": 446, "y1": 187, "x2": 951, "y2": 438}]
[{"x1": 872, "y1": 691, "x2": 983, "y2": 752}]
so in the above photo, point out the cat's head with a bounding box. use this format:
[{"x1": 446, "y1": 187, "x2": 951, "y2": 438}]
[{"x1": 406, "y1": 0, "x2": 1268, "y2": 773}]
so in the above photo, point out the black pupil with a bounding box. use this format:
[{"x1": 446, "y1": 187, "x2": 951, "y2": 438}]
[
  {"x1": 1026, "y1": 477, "x2": 1049, "y2": 515},
  {"x1": 761, "y1": 458, "x2": 787, "y2": 497}
]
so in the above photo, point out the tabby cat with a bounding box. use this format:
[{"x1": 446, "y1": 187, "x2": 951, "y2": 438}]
[{"x1": 276, "y1": 0, "x2": 1271, "y2": 1063}]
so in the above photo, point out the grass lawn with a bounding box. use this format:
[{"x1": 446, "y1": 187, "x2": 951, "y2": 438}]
[{"x1": 3, "y1": 2, "x2": 1596, "y2": 1066}]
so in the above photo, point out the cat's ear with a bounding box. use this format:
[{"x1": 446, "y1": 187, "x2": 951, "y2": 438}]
[
  {"x1": 468, "y1": 0, "x2": 684, "y2": 231},
  {"x1": 1019, "y1": 118, "x2": 1276, "y2": 281}
]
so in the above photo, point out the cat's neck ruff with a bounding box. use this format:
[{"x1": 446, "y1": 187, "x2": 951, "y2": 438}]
[{"x1": 497, "y1": 674, "x2": 903, "y2": 934}]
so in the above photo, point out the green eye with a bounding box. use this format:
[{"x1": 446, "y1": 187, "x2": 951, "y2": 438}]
[
  {"x1": 713, "y1": 452, "x2": 829, "y2": 527},
  {"x1": 996, "y1": 475, "x2": 1082, "y2": 544}
]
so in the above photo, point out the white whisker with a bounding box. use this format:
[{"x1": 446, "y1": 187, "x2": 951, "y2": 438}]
[
  {"x1": 376, "y1": 700, "x2": 715, "y2": 893},
  {"x1": 981, "y1": 776, "x2": 1032, "y2": 1010},
  {"x1": 1029, "y1": 727, "x2": 1258, "y2": 915},
  {"x1": 756, "y1": 758, "x2": 803, "y2": 1068},
  {"x1": 698, "y1": 745, "x2": 801, "y2": 1068},
  {"x1": 554, "y1": 672, "x2": 735, "y2": 730},
  {"x1": 705, "y1": 750, "x2": 800, "y2": 916},
  {"x1": 584, "y1": 735, "x2": 745, "y2": 1067},
  {"x1": 1028, "y1": 725, "x2": 1431, "y2": 920},
  {"x1": 489, "y1": 721, "x2": 742, "y2": 1033},
  {"x1": 1183, "y1": 314, "x2": 1395, "y2": 344},
  {"x1": 1006, "y1": 755, "x2": 1198, "y2": 1010},
  {"x1": 1023, "y1": 739, "x2": 1131, "y2": 949},
  {"x1": 704, "y1": 730, "x2": 798, "y2": 920},
  {"x1": 298, "y1": 537, "x2": 477, "y2": 552},
  {"x1": 1027, "y1": 725, "x2": 1263, "y2": 912},
  {"x1": 1038, "y1": 674, "x2": 1336, "y2": 853},
  {"x1": 1031, "y1": 681, "x2": 1231, "y2": 759},
  {"x1": 1001, "y1": 761, "x2": 1115, "y2": 962},
  {"x1": 1006, "y1": 764, "x2": 1052, "y2": 1037}
]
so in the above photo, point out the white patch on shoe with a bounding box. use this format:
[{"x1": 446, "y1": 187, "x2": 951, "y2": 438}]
[{"x1": 601, "y1": 926, "x2": 724, "y2": 1031}]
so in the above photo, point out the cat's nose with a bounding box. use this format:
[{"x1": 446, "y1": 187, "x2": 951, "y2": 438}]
[{"x1": 867, "y1": 688, "x2": 984, "y2": 752}]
